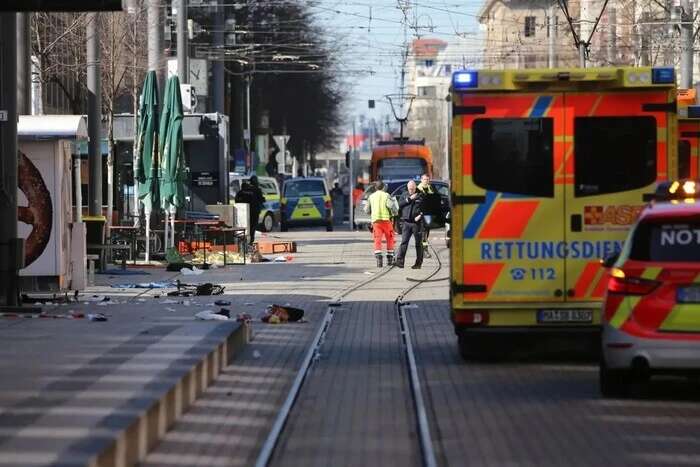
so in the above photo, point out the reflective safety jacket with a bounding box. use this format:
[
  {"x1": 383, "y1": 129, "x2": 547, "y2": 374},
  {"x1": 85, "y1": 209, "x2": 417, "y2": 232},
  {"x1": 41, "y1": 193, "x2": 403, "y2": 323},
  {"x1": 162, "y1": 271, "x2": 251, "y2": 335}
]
[{"x1": 368, "y1": 190, "x2": 392, "y2": 222}]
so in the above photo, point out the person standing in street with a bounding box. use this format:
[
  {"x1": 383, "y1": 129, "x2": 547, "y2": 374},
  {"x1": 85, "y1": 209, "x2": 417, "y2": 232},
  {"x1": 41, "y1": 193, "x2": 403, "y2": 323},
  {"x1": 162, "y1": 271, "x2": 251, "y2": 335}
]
[
  {"x1": 394, "y1": 180, "x2": 424, "y2": 269},
  {"x1": 365, "y1": 181, "x2": 395, "y2": 267},
  {"x1": 235, "y1": 176, "x2": 266, "y2": 244},
  {"x1": 417, "y1": 173, "x2": 438, "y2": 257},
  {"x1": 330, "y1": 182, "x2": 344, "y2": 225}
]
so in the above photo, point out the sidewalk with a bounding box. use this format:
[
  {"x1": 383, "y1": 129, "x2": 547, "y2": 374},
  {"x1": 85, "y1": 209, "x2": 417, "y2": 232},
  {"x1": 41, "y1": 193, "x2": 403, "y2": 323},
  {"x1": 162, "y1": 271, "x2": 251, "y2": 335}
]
[{"x1": 0, "y1": 230, "x2": 382, "y2": 466}]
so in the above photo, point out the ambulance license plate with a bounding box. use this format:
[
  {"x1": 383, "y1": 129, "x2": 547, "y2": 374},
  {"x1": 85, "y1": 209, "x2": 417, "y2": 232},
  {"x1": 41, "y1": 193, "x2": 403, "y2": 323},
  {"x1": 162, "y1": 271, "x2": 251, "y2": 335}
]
[
  {"x1": 537, "y1": 309, "x2": 593, "y2": 324},
  {"x1": 677, "y1": 286, "x2": 700, "y2": 303}
]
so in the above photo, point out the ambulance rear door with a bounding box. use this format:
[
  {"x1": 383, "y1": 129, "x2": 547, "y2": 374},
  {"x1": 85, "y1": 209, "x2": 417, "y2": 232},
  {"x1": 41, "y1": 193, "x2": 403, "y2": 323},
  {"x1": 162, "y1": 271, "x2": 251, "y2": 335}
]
[
  {"x1": 679, "y1": 118, "x2": 700, "y2": 178},
  {"x1": 452, "y1": 92, "x2": 567, "y2": 306},
  {"x1": 563, "y1": 89, "x2": 674, "y2": 305}
]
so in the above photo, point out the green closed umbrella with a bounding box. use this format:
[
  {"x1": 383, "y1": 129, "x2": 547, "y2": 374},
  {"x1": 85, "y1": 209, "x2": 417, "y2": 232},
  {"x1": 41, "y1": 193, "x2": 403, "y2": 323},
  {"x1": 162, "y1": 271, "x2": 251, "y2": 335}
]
[
  {"x1": 158, "y1": 75, "x2": 186, "y2": 249},
  {"x1": 135, "y1": 70, "x2": 159, "y2": 261}
]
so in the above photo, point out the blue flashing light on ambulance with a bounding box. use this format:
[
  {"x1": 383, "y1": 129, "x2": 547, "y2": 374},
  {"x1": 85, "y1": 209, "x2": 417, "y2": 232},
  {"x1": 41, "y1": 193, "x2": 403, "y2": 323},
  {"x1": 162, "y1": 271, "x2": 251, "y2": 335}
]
[{"x1": 449, "y1": 66, "x2": 679, "y2": 359}]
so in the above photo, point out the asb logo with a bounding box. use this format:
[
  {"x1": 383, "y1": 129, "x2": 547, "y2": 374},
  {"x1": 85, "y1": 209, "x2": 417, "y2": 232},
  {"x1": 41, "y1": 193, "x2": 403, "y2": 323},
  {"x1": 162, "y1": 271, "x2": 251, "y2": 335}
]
[{"x1": 583, "y1": 205, "x2": 644, "y2": 226}]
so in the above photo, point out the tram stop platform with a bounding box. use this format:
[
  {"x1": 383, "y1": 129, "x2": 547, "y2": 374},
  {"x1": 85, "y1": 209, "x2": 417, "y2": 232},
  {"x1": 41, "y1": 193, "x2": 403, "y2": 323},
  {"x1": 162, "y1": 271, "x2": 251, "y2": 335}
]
[{"x1": 0, "y1": 286, "x2": 248, "y2": 466}]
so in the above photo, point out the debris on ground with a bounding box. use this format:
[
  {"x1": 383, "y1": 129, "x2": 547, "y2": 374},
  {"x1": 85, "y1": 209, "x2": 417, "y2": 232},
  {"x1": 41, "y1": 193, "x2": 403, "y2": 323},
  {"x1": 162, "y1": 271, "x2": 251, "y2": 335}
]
[
  {"x1": 111, "y1": 281, "x2": 174, "y2": 289},
  {"x1": 248, "y1": 250, "x2": 268, "y2": 263},
  {"x1": 83, "y1": 295, "x2": 110, "y2": 302},
  {"x1": 167, "y1": 280, "x2": 225, "y2": 297},
  {"x1": 194, "y1": 309, "x2": 229, "y2": 321},
  {"x1": 214, "y1": 300, "x2": 231, "y2": 306},
  {"x1": 261, "y1": 304, "x2": 304, "y2": 323},
  {"x1": 364, "y1": 271, "x2": 374, "y2": 275},
  {"x1": 166, "y1": 307, "x2": 176, "y2": 312},
  {"x1": 236, "y1": 312, "x2": 252, "y2": 323},
  {"x1": 252, "y1": 350, "x2": 261, "y2": 359},
  {"x1": 181, "y1": 266, "x2": 204, "y2": 276},
  {"x1": 273, "y1": 255, "x2": 294, "y2": 263},
  {"x1": 217, "y1": 308, "x2": 231, "y2": 318},
  {"x1": 87, "y1": 313, "x2": 108, "y2": 322}
]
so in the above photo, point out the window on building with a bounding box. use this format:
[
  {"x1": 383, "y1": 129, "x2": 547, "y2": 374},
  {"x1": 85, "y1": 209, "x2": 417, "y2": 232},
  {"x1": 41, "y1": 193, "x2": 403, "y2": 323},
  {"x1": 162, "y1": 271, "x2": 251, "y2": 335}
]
[
  {"x1": 472, "y1": 118, "x2": 554, "y2": 197},
  {"x1": 418, "y1": 86, "x2": 437, "y2": 98},
  {"x1": 424, "y1": 59, "x2": 434, "y2": 67},
  {"x1": 524, "y1": 16, "x2": 536, "y2": 37},
  {"x1": 574, "y1": 117, "x2": 657, "y2": 197}
]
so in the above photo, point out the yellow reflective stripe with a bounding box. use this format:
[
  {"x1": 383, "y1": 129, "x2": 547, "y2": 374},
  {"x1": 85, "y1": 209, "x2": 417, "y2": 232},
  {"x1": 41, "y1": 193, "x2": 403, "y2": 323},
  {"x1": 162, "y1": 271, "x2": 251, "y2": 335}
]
[
  {"x1": 609, "y1": 268, "x2": 661, "y2": 328},
  {"x1": 610, "y1": 296, "x2": 642, "y2": 329},
  {"x1": 642, "y1": 267, "x2": 662, "y2": 280},
  {"x1": 660, "y1": 304, "x2": 700, "y2": 332}
]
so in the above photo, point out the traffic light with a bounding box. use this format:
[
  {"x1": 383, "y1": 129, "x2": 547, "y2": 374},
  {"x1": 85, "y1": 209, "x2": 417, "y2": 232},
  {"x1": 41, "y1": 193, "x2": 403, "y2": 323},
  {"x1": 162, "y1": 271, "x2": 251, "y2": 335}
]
[{"x1": 0, "y1": 0, "x2": 125, "y2": 11}]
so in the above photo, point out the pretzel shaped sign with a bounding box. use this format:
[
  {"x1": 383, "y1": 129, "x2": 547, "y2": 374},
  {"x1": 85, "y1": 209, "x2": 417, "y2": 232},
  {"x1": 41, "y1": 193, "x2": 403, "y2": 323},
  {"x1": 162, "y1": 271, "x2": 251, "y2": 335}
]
[{"x1": 18, "y1": 152, "x2": 53, "y2": 267}]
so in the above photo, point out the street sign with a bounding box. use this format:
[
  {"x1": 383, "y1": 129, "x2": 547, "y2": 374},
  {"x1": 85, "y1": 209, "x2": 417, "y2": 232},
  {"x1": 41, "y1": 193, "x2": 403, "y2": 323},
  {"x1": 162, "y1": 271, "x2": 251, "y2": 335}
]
[{"x1": 0, "y1": 0, "x2": 125, "y2": 11}]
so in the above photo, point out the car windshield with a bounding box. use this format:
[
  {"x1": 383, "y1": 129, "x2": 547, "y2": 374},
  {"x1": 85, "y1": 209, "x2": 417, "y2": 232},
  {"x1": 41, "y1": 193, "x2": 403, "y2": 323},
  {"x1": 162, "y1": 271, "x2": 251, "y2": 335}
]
[
  {"x1": 284, "y1": 180, "x2": 326, "y2": 197},
  {"x1": 629, "y1": 219, "x2": 700, "y2": 262},
  {"x1": 392, "y1": 182, "x2": 449, "y2": 198},
  {"x1": 361, "y1": 181, "x2": 407, "y2": 201}
]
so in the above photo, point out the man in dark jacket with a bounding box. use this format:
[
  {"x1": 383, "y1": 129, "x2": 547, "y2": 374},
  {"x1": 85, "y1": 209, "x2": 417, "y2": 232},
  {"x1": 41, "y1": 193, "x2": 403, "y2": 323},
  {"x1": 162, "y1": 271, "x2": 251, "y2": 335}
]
[
  {"x1": 235, "y1": 176, "x2": 266, "y2": 244},
  {"x1": 394, "y1": 180, "x2": 424, "y2": 269}
]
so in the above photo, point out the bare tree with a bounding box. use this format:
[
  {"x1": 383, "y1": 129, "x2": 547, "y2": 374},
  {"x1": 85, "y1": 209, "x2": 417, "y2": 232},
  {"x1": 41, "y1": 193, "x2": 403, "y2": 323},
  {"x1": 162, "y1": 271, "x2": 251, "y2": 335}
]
[
  {"x1": 100, "y1": 6, "x2": 148, "y2": 226},
  {"x1": 31, "y1": 12, "x2": 88, "y2": 114}
]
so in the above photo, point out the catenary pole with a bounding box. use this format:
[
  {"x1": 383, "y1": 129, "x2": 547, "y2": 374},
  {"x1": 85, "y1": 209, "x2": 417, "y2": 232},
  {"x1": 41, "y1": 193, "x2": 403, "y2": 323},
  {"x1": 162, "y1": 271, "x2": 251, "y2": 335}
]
[
  {"x1": 349, "y1": 119, "x2": 355, "y2": 231},
  {"x1": 548, "y1": 5, "x2": 557, "y2": 68},
  {"x1": 681, "y1": 0, "x2": 694, "y2": 89},
  {"x1": 87, "y1": 13, "x2": 102, "y2": 217},
  {"x1": 606, "y1": 6, "x2": 616, "y2": 65},
  {"x1": 147, "y1": 0, "x2": 163, "y2": 80},
  {"x1": 177, "y1": 0, "x2": 188, "y2": 83},
  {"x1": 212, "y1": 0, "x2": 225, "y2": 113},
  {"x1": 0, "y1": 14, "x2": 20, "y2": 306}
]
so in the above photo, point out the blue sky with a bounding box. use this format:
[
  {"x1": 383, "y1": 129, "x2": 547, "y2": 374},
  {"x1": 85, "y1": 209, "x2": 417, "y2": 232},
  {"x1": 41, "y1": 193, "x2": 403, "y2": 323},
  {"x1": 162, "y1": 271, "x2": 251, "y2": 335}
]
[{"x1": 308, "y1": 1, "x2": 484, "y2": 127}]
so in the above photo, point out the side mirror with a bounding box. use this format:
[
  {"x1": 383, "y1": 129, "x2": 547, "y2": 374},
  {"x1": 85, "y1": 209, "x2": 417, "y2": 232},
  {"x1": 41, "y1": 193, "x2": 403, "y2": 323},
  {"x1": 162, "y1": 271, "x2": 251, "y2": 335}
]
[{"x1": 600, "y1": 252, "x2": 620, "y2": 268}]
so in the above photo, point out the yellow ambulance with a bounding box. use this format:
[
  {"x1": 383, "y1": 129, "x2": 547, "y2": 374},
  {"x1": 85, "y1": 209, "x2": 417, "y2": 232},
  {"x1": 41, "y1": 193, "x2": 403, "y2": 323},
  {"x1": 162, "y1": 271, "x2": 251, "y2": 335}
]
[{"x1": 449, "y1": 67, "x2": 678, "y2": 359}]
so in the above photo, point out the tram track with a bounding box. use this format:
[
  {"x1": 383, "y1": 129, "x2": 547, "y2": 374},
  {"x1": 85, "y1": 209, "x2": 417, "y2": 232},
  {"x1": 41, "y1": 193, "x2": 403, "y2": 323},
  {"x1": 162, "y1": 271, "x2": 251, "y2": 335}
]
[{"x1": 255, "y1": 243, "x2": 447, "y2": 467}]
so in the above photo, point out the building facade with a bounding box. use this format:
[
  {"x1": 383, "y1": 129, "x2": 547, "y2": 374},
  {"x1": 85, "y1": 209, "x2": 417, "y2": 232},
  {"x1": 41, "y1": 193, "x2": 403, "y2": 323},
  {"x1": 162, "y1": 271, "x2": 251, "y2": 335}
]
[{"x1": 405, "y1": 38, "x2": 481, "y2": 179}]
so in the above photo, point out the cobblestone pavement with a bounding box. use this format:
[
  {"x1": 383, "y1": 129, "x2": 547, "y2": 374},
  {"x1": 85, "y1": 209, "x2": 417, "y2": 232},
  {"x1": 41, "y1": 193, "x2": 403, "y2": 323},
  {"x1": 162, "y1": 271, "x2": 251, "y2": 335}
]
[
  {"x1": 407, "y1": 249, "x2": 700, "y2": 467},
  {"x1": 126, "y1": 231, "x2": 700, "y2": 466}
]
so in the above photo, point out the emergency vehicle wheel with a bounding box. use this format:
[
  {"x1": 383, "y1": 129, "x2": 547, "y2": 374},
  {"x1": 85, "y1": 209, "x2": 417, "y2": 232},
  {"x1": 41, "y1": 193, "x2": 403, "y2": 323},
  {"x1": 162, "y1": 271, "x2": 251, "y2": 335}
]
[
  {"x1": 262, "y1": 213, "x2": 274, "y2": 232},
  {"x1": 280, "y1": 222, "x2": 288, "y2": 232},
  {"x1": 599, "y1": 360, "x2": 631, "y2": 398}
]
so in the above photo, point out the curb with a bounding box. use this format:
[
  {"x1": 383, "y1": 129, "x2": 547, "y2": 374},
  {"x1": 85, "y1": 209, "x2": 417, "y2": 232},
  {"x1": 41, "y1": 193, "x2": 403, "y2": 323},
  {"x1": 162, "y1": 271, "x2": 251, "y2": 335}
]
[{"x1": 88, "y1": 321, "x2": 250, "y2": 467}]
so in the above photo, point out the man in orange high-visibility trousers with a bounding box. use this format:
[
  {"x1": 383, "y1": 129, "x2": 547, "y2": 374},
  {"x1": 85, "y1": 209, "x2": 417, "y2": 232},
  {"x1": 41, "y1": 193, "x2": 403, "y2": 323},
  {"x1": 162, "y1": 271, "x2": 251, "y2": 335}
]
[{"x1": 365, "y1": 181, "x2": 395, "y2": 267}]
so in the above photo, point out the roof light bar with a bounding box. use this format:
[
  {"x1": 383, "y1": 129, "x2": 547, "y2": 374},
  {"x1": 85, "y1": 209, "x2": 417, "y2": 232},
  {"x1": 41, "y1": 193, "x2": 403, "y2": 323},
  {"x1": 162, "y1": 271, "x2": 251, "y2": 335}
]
[
  {"x1": 651, "y1": 67, "x2": 675, "y2": 84},
  {"x1": 452, "y1": 71, "x2": 478, "y2": 90}
]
